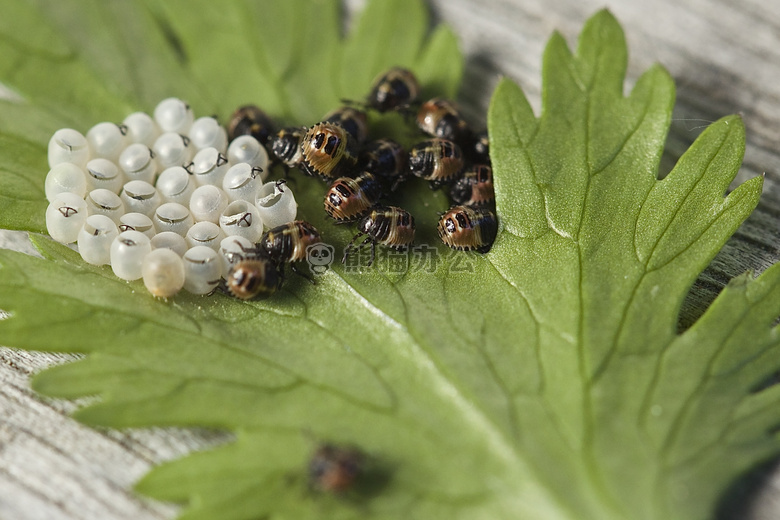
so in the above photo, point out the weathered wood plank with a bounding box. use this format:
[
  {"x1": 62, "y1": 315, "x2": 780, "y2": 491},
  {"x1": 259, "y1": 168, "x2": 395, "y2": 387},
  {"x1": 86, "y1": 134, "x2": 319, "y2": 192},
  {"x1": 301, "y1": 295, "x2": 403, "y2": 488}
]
[{"x1": 2, "y1": 0, "x2": 780, "y2": 518}]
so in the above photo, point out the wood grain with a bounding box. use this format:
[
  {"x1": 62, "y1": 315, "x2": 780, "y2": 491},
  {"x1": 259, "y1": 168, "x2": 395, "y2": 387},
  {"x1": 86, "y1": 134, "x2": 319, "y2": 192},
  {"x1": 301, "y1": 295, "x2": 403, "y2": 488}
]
[{"x1": 3, "y1": 0, "x2": 780, "y2": 518}]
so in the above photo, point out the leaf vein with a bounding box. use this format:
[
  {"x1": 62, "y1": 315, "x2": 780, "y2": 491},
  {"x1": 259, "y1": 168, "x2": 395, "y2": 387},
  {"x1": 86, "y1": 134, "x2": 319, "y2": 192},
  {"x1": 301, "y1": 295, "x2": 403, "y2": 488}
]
[
  {"x1": 640, "y1": 130, "x2": 728, "y2": 269},
  {"x1": 645, "y1": 187, "x2": 751, "y2": 275}
]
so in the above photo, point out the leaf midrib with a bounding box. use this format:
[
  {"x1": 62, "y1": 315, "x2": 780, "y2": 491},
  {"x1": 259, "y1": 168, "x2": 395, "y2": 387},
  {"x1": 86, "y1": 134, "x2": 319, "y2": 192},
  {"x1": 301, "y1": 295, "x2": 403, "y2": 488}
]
[{"x1": 327, "y1": 269, "x2": 574, "y2": 517}]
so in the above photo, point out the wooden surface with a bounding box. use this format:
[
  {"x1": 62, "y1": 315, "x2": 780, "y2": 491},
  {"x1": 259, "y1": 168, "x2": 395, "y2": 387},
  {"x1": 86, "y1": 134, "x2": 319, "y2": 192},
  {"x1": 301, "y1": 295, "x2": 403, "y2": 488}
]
[{"x1": 3, "y1": 0, "x2": 780, "y2": 518}]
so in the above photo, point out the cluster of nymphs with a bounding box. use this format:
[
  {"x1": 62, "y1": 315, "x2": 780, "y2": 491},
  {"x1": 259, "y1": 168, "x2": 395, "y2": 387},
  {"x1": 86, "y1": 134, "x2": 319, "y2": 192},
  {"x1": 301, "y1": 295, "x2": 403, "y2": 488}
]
[
  {"x1": 43, "y1": 66, "x2": 496, "y2": 300},
  {"x1": 277, "y1": 66, "x2": 497, "y2": 266}
]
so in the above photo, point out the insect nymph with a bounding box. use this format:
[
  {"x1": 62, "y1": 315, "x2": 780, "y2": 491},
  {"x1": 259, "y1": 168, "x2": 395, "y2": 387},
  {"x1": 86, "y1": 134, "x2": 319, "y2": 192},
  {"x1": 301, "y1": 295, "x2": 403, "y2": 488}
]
[
  {"x1": 222, "y1": 239, "x2": 283, "y2": 300},
  {"x1": 300, "y1": 123, "x2": 358, "y2": 180},
  {"x1": 227, "y1": 104, "x2": 276, "y2": 147},
  {"x1": 407, "y1": 138, "x2": 464, "y2": 189},
  {"x1": 437, "y1": 205, "x2": 497, "y2": 253},
  {"x1": 308, "y1": 444, "x2": 364, "y2": 494},
  {"x1": 270, "y1": 126, "x2": 307, "y2": 170},
  {"x1": 259, "y1": 220, "x2": 323, "y2": 265},
  {"x1": 323, "y1": 106, "x2": 369, "y2": 146},
  {"x1": 416, "y1": 98, "x2": 471, "y2": 144},
  {"x1": 343, "y1": 206, "x2": 415, "y2": 267},
  {"x1": 324, "y1": 172, "x2": 384, "y2": 223},
  {"x1": 358, "y1": 138, "x2": 407, "y2": 188},
  {"x1": 365, "y1": 67, "x2": 420, "y2": 112},
  {"x1": 450, "y1": 164, "x2": 494, "y2": 207},
  {"x1": 225, "y1": 257, "x2": 282, "y2": 300}
]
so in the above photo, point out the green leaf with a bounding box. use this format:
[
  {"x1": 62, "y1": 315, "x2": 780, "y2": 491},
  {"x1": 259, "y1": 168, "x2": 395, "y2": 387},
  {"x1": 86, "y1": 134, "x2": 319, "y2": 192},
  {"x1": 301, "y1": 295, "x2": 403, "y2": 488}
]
[
  {"x1": 414, "y1": 25, "x2": 464, "y2": 100},
  {"x1": 338, "y1": 0, "x2": 428, "y2": 101},
  {"x1": 0, "y1": 5, "x2": 777, "y2": 520},
  {"x1": 486, "y1": 11, "x2": 768, "y2": 519},
  {"x1": 0, "y1": 134, "x2": 47, "y2": 232}
]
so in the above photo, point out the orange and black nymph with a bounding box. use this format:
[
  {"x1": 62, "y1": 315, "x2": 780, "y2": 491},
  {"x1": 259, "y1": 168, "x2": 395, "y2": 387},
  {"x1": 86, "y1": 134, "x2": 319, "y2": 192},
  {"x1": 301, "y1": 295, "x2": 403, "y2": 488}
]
[
  {"x1": 359, "y1": 138, "x2": 407, "y2": 189},
  {"x1": 309, "y1": 444, "x2": 364, "y2": 494},
  {"x1": 270, "y1": 126, "x2": 307, "y2": 169},
  {"x1": 324, "y1": 172, "x2": 384, "y2": 222},
  {"x1": 450, "y1": 164, "x2": 494, "y2": 208},
  {"x1": 300, "y1": 122, "x2": 358, "y2": 180},
  {"x1": 407, "y1": 138, "x2": 464, "y2": 189},
  {"x1": 225, "y1": 257, "x2": 282, "y2": 300},
  {"x1": 323, "y1": 106, "x2": 369, "y2": 146},
  {"x1": 227, "y1": 104, "x2": 276, "y2": 146},
  {"x1": 259, "y1": 220, "x2": 323, "y2": 264},
  {"x1": 437, "y1": 205, "x2": 497, "y2": 254},
  {"x1": 365, "y1": 67, "x2": 420, "y2": 113},
  {"x1": 343, "y1": 206, "x2": 415, "y2": 267},
  {"x1": 416, "y1": 98, "x2": 472, "y2": 144}
]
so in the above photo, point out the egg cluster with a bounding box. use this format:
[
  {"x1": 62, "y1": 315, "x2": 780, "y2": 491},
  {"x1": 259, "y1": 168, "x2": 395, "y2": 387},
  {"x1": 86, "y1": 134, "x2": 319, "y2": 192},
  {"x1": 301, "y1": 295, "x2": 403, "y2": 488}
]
[{"x1": 44, "y1": 98, "x2": 299, "y2": 298}]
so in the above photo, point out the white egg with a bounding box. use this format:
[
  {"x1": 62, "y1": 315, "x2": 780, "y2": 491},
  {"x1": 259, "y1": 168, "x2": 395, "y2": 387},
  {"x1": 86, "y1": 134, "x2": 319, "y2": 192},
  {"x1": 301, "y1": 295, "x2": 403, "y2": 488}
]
[
  {"x1": 153, "y1": 132, "x2": 193, "y2": 169},
  {"x1": 86, "y1": 122, "x2": 127, "y2": 163},
  {"x1": 110, "y1": 230, "x2": 152, "y2": 281},
  {"x1": 118, "y1": 212, "x2": 156, "y2": 238},
  {"x1": 219, "y1": 200, "x2": 263, "y2": 242},
  {"x1": 154, "y1": 97, "x2": 194, "y2": 134},
  {"x1": 189, "y1": 185, "x2": 228, "y2": 223},
  {"x1": 255, "y1": 179, "x2": 297, "y2": 229},
  {"x1": 48, "y1": 128, "x2": 89, "y2": 168},
  {"x1": 152, "y1": 202, "x2": 194, "y2": 236},
  {"x1": 77, "y1": 214, "x2": 119, "y2": 265},
  {"x1": 190, "y1": 147, "x2": 229, "y2": 186},
  {"x1": 85, "y1": 158, "x2": 125, "y2": 193},
  {"x1": 189, "y1": 116, "x2": 227, "y2": 152},
  {"x1": 120, "y1": 180, "x2": 161, "y2": 217},
  {"x1": 45, "y1": 192, "x2": 87, "y2": 244},
  {"x1": 155, "y1": 165, "x2": 196, "y2": 205},
  {"x1": 123, "y1": 112, "x2": 160, "y2": 147},
  {"x1": 182, "y1": 246, "x2": 222, "y2": 295},
  {"x1": 118, "y1": 143, "x2": 157, "y2": 184},
  {"x1": 150, "y1": 231, "x2": 188, "y2": 256},
  {"x1": 85, "y1": 188, "x2": 125, "y2": 224},
  {"x1": 227, "y1": 134, "x2": 268, "y2": 170},
  {"x1": 45, "y1": 162, "x2": 87, "y2": 201},
  {"x1": 142, "y1": 248, "x2": 185, "y2": 298},
  {"x1": 222, "y1": 162, "x2": 264, "y2": 202},
  {"x1": 186, "y1": 221, "x2": 226, "y2": 250},
  {"x1": 218, "y1": 235, "x2": 254, "y2": 274}
]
